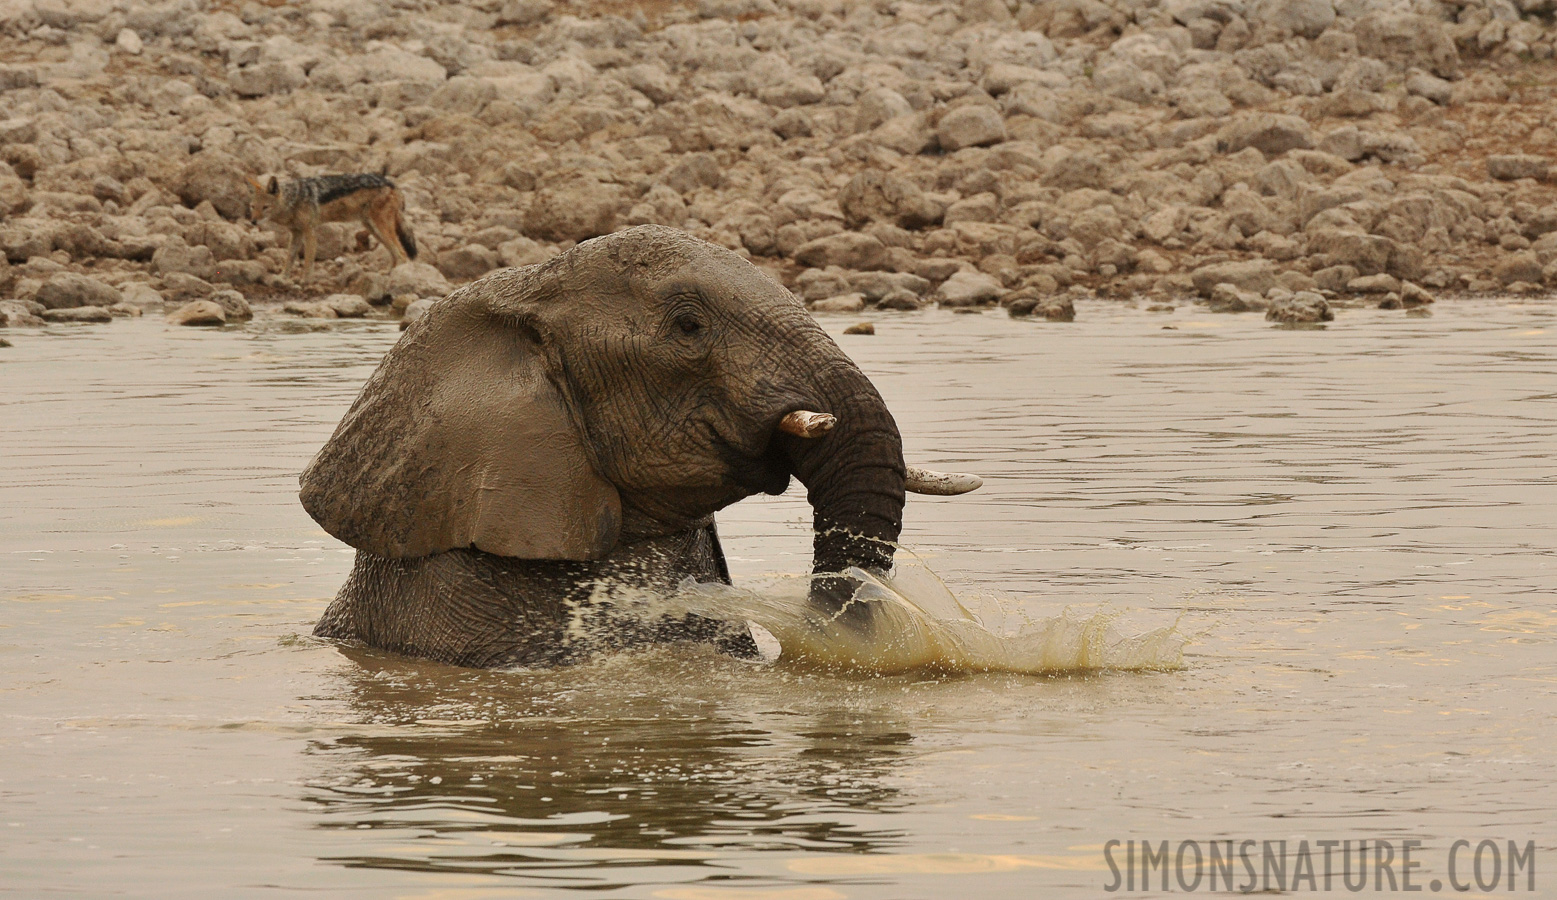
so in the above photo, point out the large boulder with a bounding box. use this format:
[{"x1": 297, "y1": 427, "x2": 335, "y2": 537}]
[
  {"x1": 1406, "y1": 71, "x2": 1452, "y2": 106},
  {"x1": 983, "y1": 64, "x2": 1066, "y2": 96},
  {"x1": 184, "y1": 220, "x2": 256, "y2": 261},
  {"x1": 663, "y1": 153, "x2": 722, "y2": 194},
  {"x1": 620, "y1": 63, "x2": 677, "y2": 105},
  {"x1": 811, "y1": 293, "x2": 866, "y2": 313},
  {"x1": 1190, "y1": 259, "x2": 1278, "y2": 297},
  {"x1": 0, "y1": 65, "x2": 39, "y2": 91},
  {"x1": 849, "y1": 270, "x2": 932, "y2": 301},
  {"x1": 1352, "y1": 13, "x2": 1459, "y2": 80},
  {"x1": 935, "y1": 270, "x2": 1005, "y2": 307},
  {"x1": 1093, "y1": 62, "x2": 1164, "y2": 104},
  {"x1": 1069, "y1": 206, "x2": 1125, "y2": 249},
  {"x1": 853, "y1": 87, "x2": 913, "y2": 132},
  {"x1": 1494, "y1": 251, "x2": 1543, "y2": 286},
  {"x1": 719, "y1": 209, "x2": 777, "y2": 256},
  {"x1": 0, "y1": 161, "x2": 27, "y2": 216},
  {"x1": 34, "y1": 0, "x2": 114, "y2": 28},
  {"x1": 1043, "y1": 148, "x2": 1110, "y2": 190},
  {"x1": 1006, "y1": 291, "x2": 1075, "y2": 321},
  {"x1": 758, "y1": 75, "x2": 826, "y2": 108},
  {"x1": 1319, "y1": 126, "x2": 1366, "y2": 161},
  {"x1": 41, "y1": 306, "x2": 114, "y2": 324},
  {"x1": 525, "y1": 180, "x2": 622, "y2": 243},
  {"x1": 1488, "y1": 155, "x2": 1548, "y2": 182},
  {"x1": 121, "y1": 283, "x2": 164, "y2": 309},
  {"x1": 1208, "y1": 283, "x2": 1270, "y2": 313},
  {"x1": 386, "y1": 262, "x2": 452, "y2": 299},
  {"x1": 174, "y1": 152, "x2": 252, "y2": 220},
  {"x1": 944, "y1": 193, "x2": 1000, "y2": 225},
  {"x1": 0, "y1": 220, "x2": 56, "y2": 262},
  {"x1": 1308, "y1": 230, "x2": 1393, "y2": 276},
  {"x1": 322, "y1": 294, "x2": 372, "y2": 317},
  {"x1": 1220, "y1": 114, "x2": 1314, "y2": 157},
  {"x1": 0, "y1": 117, "x2": 35, "y2": 144},
  {"x1": 876, "y1": 288, "x2": 923, "y2": 311},
  {"x1": 209, "y1": 289, "x2": 253, "y2": 321},
  {"x1": 1248, "y1": 0, "x2": 1334, "y2": 38},
  {"x1": 838, "y1": 171, "x2": 944, "y2": 230},
  {"x1": 159, "y1": 272, "x2": 216, "y2": 303},
  {"x1": 34, "y1": 273, "x2": 122, "y2": 310},
  {"x1": 793, "y1": 233, "x2": 889, "y2": 270},
  {"x1": 936, "y1": 106, "x2": 1007, "y2": 152},
  {"x1": 227, "y1": 60, "x2": 306, "y2": 97},
  {"x1": 1142, "y1": 205, "x2": 1189, "y2": 244},
  {"x1": 795, "y1": 267, "x2": 854, "y2": 303},
  {"x1": 152, "y1": 242, "x2": 217, "y2": 280},
  {"x1": 167, "y1": 299, "x2": 227, "y2": 326},
  {"x1": 1347, "y1": 273, "x2": 1400, "y2": 294},
  {"x1": 357, "y1": 48, "x2": 447, "y2": 84},
  {"x1": 496, "y1": 0, "x2": 555, "y2": 26},
  {"x1": 53, "y1": 223, "x2": 124, "y2": 260},
  {"x1": 0, "y1": 298, "x2": 45, "y2": 327},
  {"x1": 1002, "y1": 82, "x2": 1063, "y2": 120},
  {"x1": 1266, "y1": 292, "x2": 1333, "y2": 323},
  {"x1": 869, "y1": 113, "x2": 935, "y2": 155},
  {"x1": 436, "y1": 244, "x2": 500, "y2": 281},
  {"x1": 284, "y1": 300, "x2": 338, "y2": 319}
]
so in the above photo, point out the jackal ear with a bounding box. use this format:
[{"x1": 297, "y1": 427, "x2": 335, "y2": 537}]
[
  {"x1": 299, "y1": 269, "x2": 621, "y2": 562},
  {"x1": 265, "y1": 175, "x2": 279, "y2": 194}
]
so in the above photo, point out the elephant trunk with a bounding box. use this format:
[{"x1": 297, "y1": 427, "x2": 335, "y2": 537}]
[{"x1": 779, "y1": 362, "x2": 906, "y2": 624}]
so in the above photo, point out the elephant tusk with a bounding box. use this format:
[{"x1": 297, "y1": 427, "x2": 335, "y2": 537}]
[
  {"x1": 905, "y1": 466, "x2": 983, "y2": 495},
  {"x1": 778, "y1": 410, "x2": 837, "y2": 438}
]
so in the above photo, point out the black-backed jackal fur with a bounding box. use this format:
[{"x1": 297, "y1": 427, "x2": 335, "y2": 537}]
[{"x1": 247, "y1": 173, "x2": 418, "y2": 280}]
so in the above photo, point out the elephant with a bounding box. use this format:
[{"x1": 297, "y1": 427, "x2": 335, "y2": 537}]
[{"x1": 300, "y1": 225, "x2": 979, "y2": 668}]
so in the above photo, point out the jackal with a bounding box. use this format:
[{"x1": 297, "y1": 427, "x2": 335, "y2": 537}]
[{"x1": 247, "y1": 173, "x2": 418, "y2": 280}]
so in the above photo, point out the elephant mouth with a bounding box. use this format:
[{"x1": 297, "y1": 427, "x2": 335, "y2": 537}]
[
  {"x1": 705, "y1": 414, "x2": 795, "y2": 498},
  {"x1": 697, "y1": 401, "x2": 840, "y2": 499},
  {"x1": 738, "y1": 441, "x2": 795, "y2": 496},
  {"x1": 720, "y1": 405, "x2": 849, "y2": 499},
  {"x1": 743, "y1": 404, "x2": 844, "y2": 491}
]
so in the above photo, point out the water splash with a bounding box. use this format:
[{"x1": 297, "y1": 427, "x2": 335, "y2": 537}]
[{"x1": 661, "y1": 556, "x2": 1186, "y2": 676}]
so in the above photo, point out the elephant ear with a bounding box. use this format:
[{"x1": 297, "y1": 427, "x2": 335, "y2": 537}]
[{"x1": 299, "y1": 288, "x2": 621, "y2": 561}]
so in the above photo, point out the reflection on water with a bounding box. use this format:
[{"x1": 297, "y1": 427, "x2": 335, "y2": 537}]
[
  {"x1": 305, "y1": 647, "x2": 912, "y2": 884},
  {"x1": 2, "y1": 303, "x2": 1556, "y2": 897}
]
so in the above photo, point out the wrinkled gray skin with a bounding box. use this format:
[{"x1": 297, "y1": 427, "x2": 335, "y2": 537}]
[{"x1": 301, "y1": 226, "x2": 905, "y2": 668}]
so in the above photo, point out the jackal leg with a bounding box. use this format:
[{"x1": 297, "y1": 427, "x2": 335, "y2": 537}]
[
  {"x1": 301, "y1": 224, "x2": 318, "y2": 281},
  {"x1": 361, "y1": 209, "x2": 402, "y2": 269},
  {"x1": 281, "y1": 230, "x2": 298, "y2": 277}
]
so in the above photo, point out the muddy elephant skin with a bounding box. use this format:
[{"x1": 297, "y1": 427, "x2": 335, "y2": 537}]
[{"x1": 300, "y1": 226, "x2": 906, "y2": 668}]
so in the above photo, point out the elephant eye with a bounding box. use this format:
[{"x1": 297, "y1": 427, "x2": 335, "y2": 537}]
[{"x1": 676, "y1": 313, "x2": 703, "y2": 336}]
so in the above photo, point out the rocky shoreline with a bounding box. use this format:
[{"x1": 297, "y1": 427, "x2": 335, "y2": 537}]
[{"x1": 3, "y1": 0, "x2": 1557, "y2": 334}]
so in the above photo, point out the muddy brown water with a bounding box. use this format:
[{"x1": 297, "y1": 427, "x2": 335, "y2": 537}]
[{"x1": 3, "y1": 302, "x2": 1554, "y2": 898}]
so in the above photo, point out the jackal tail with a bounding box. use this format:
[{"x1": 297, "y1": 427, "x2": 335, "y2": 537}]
[{"x1": 395, "y1": 199, "x2": 418, "y2": 261}]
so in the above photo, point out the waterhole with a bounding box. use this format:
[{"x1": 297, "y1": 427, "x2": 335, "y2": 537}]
[{"x1": 2, "y1": 302, "x2": 1553, "y2": 897}]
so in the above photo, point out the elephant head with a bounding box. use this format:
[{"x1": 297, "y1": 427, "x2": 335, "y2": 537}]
[{"x1": 299, "y1": 226, "x2": 975, "y2": 625}]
